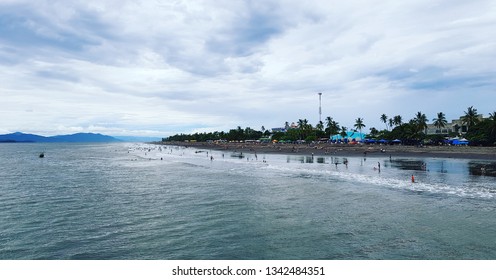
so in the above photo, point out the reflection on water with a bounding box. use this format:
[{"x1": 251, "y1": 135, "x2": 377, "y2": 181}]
[
  {"x1": 284, "y1": 154, "x2": 496, "y2": 178},
  {"x1": 469, "y1": 162, "x2": 496, "y2": 177},
  {"x1": 386, "y1": 158, "x2": 496, "y2": 177},
  {"x1": 288, "y1": 155, "x2": 318, "y2": 164},
  {"x1": 305, "y1": 156, "x2": 314, "y2": 164},
  {"x1": 230, "y1": 152, "x2": 245, "y2": 159},
  {"x1": 389, "y1": 159, "x2": 426, "y2": 171},
  {"x1": 287, "y1": 156, "x2": 349, "y2": 165}
]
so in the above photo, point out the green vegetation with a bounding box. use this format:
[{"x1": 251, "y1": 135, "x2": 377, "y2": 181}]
[
  {"x1": 163, "y1": 106, "x2": 496, "y2": 146},
  {"x1": 465, "y1": 111, "x2": 496, "y2": 145},
  {"x1": 433, "y1": 112, "x2": 447, "y2": 131},
  {"x1": 163, "y1": 126, "x2": 263, "y2": 142},
  {"x1": 354, "y1": 117, "x2": 365, "y2": 136}
]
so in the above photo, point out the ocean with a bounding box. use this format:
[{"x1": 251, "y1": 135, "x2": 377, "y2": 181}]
[{"x1": 0, "y1": 142, "x2": 495, "y2": 259}]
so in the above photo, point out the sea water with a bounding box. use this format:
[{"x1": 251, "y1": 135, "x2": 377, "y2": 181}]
[{"x1": 0, "y1": 143, "x2": 495, "y2": 259}]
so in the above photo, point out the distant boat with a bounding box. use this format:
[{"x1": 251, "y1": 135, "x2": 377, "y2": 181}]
[{"x1": 39, "y1": 152, "x2": 45, "y2": 158}]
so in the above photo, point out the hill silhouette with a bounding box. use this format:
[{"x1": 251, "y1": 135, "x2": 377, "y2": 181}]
[{"x1": 0, "y1": 132, "x2": 121, "y2": 143}]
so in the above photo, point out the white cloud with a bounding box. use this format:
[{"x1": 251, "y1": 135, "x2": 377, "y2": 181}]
[{"x1": 0, "y1": 0, "x2": 495, "y2": 136}]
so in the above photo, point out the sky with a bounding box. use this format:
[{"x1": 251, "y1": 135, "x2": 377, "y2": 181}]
[{"x1": 0, "y1": 0, "x2": 495, "y2": 137}]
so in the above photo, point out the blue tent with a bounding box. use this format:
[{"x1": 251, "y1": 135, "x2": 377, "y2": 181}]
[{"x1": 451, "y1": 139, "x2": 469, "y2": 145}]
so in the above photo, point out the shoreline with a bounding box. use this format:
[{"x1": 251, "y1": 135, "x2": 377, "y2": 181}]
[{"x1": 158, "y1": 141, "x2": 496, "y2": 161}]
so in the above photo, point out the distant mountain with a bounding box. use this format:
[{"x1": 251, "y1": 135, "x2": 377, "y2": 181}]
[
  {"x1": 51, "y1": 133, "x2": 120, "y2": 143},
  {"x1": 0, "y1": 132, "x2": 52, "y2": 143},
  {"x1": 0, "y1": 132, "x2": 121, "y2": 143}
]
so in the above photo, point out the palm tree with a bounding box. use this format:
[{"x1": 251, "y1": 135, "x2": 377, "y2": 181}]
[
  {"x1": 388, "y1": 118, "x2": 394, "y2": 130},
  {"x1": 461, "y1": 106, "x2": 479, "y2": 132},
  {"x1": 297, "y1": 119, "x2": 305, "y2": 130},
  {"x1": 297, "y1": 119, "x2": 311, "y2": 140},
  {"x1": 354, "y1": 117, "x2": 366, "y2": 139},
  {"x1": 325, "y1": 116, "x2": 340, "y2": 138},
  {"x1": 380, "y1": 114, "x2": 389, "y2": 130},
  {"x1": 489, "y1": 111, "x2": 496, "y2": 138},
  {"x1": 329, "y1": 120, "x2": 340, "y2": 139},
  {"x1": 325, "y1": 116, "x2": 333, "y2": 130},
  {"x1": 297, "y1": 119, "x2": 306, "y2": 140},
  {"x1": 432, "y1": 112, "x2": 447, "y2": 133},
  {"x1": 340, "y1": 126, "x2": 348, "y2": 141},
  {"x1": 369, "y1": 127, "x2": 379, "y2": 138},
  {"x1": 489, "y1": 111, "x2": 496, "y2": 121},
  {"x1": 414, "y1": 111, "x2": 428, "y2": 134},
  {"x1": 304, "y1": 119, "x2": 311, "y2": 130},
  {"x1": 393, "y1": 115, "x2": 403, "y2": 127},
  {"x1": 316, "y1": 121, "x2": 324, "y2": 136}
]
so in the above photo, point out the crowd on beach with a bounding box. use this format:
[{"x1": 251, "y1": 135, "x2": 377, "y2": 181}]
[{"x1": 160, "y1": 140, "x2": 496, "y2": 160}]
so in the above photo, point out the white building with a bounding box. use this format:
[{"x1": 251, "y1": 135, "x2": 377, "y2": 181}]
[{"x1": 426, "y1": 114, "x2": 484, "y2": 135}]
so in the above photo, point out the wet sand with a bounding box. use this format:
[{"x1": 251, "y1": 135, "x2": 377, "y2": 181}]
[{"x1": 159, "y1": 141, "x2": 496, "y2": 160}]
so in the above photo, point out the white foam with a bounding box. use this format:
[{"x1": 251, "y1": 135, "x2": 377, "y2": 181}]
[
  {"x1": 129, "y1": 145, "x2": 496, "y2": 200},
  {"x1": 263, "y1": 160, "x2": 495, "y2": 200}
]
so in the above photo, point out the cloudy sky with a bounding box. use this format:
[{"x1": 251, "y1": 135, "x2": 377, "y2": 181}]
[{"x1": 0, "y1": 0, "x2": 495, "y2": 137}]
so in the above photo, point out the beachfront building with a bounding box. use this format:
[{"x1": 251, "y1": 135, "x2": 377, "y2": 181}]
[
  {"x1": 330, "y1": 131, "x2": 366, "y2": 142},
  {"x1": 426, "y1": 114, "x2": 485, "y2": 135},
  {"x1": 271, "y1": 127, "x2": 287, "y2": 133}
]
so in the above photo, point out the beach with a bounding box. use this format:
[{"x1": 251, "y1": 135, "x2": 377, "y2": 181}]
[{"x1": 160, "y1": 141, "x2": 496, "y2": 160}]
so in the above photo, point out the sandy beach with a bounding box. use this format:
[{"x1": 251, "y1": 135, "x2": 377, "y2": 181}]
[{"x1": 159, "y1": 141, "x2": 496, "y2": 161}]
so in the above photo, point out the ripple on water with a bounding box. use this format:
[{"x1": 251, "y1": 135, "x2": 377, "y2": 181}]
[{"x1": 0, "y1": 143, "x2": 495, "y2": 259}]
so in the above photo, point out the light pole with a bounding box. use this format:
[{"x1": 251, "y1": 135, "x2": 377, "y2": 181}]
[{"x1": 318, "y1": 92, "x2": 322, "y2": 123}]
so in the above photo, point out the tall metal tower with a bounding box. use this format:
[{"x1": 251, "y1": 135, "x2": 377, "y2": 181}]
[{"x1": 318, "y1": 92, "x2": 322, "y2": 123}]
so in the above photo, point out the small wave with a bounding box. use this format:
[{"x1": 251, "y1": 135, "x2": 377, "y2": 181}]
[
  {"x1": 264, "y1": 163, "x2": 496, "y2": 200},
  {"x1": 127, "y1": 146, "x2": 496, "y2": 200}
]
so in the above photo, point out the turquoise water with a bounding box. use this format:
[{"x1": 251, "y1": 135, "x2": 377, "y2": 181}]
[{"x1": 0, "y1": 143, "x2": 495, "y2": 259}]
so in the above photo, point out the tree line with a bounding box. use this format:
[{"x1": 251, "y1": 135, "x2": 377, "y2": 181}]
[
  {"x1": 163, "y1": 126, "x2": 270, "y2": 142},
  {"x1": 163, "y1": 106, "x2": 496, "y2": 146}
]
